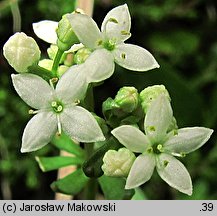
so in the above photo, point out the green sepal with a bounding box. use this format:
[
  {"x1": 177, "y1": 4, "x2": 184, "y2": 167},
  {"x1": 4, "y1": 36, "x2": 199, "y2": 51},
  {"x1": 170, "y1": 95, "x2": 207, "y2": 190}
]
[
  {"x1": 51, "y1": 168, "x2": 89, "y2": 195},
  {"x1": 82, "y1": 137, "x2": 121, "y2": 178},
  {"x1": 35, "y1": 156, "x2": 84, "y2": 172},
  {"x1": 52, "y1": 133, "x2": 85, "y2": 158},
  {"x1": 98, "y1": 175, "x2": 135, "y2": 200}
]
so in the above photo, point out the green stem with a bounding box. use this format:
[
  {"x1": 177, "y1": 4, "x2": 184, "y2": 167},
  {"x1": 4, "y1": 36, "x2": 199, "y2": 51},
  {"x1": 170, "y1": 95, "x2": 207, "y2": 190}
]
[
  {"x1": 52, "y1": 49, "x2": 64, "y2": 76},
  {"x1": 83, "y1": 84, "x2": 96, "y2": 199},
  {"x1": 84, "y1": 143, "x2": 96, "y2": 199},
  {"x1": 28, "y1": 64, "x2": 54, "y2": 81},
  {"x1": 83, "y1": 84, "x2": 94, "y2": 112},
  {"x1": 85, "y1": 178, "x2": 97, "y2": 200}
]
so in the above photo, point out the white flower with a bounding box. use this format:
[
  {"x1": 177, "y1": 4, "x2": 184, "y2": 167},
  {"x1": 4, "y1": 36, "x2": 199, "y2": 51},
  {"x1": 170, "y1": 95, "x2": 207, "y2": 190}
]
[
  {"x1": 12, "y1": 71, "x2": 105, "y2": 153},
  {"x1": 66, "y1": 4, "x2": 160, "y2": 83},
  {"x1": 111, "y1": 94, "x2": 213, "y2": 195}
]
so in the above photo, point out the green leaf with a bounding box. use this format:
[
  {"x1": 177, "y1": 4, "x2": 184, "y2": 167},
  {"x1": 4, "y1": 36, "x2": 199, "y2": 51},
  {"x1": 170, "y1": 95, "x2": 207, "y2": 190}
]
[
  {"x1": 52, "y1": 133, "x2": 85, "y2": 158},
  {"x1": 98, "y1": 175, "x2": 135, "y2": 200},
  {"x1": 35, "y1": 156, "x2": 84, "y2": 172},
  {"x1": 51, "y1": 168, "x2": 89, "y2": 195}
]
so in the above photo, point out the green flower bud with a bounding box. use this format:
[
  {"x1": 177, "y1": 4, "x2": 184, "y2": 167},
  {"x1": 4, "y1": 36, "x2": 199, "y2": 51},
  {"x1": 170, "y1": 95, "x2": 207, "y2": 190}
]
[
  {"x1": 102, "y1": 148, "x2": 136, "y2": 177},
  {"x1": 114, "y1": 87, "x2": 139, "y2": 113},
  {"x1": 74, "y1": 48, "x2": 92, "y2": 64},
  {"x1": 56, "y1": 14, "x2": 79, "y2": 51},
  {"x1": 140, "y1": 85, "x2": 170, "y2": 113},
  {"x1": 57, "y1": 65, "x2": 69, "y2": 77},
  {"x1": 38, "y1": 59, "x2": 53, "y2": 71},
  {"x1": 3, "y1": 32, "x2": 41, "y2": 73},
  {"x1": 47, "y1": 44, "x2": 66, "y2": 63}
]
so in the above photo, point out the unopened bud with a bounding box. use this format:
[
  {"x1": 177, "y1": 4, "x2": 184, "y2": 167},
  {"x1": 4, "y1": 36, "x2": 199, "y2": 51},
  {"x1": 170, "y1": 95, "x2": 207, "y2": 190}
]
[
  {"x1": 74, "y1": 48, "x2": 92, "y2": 64},
  {"x1": 38, "y1": 59, "x2": 53, "y2": 71},
  {"x1": 56, "y1": 14, "x2": 79, "y2": 51},
  {"x1": 114, "y1": 87, "x2": 139, "y2": 113},
  {"x1": 3, "y1": 32, "x2": 41, "y2": 73},
  {"x1": 102, "y1": 148, "x2": 136, "y2": 177},
  {"x1": 47, "y1": 44, "x2": 66, "y2": 63},
  {"x1": 57, "y1": 65, "x2": 69, "y2": 77},
  {"x1": 140, "y1": 85, "x2": 170, "y2": 113}
]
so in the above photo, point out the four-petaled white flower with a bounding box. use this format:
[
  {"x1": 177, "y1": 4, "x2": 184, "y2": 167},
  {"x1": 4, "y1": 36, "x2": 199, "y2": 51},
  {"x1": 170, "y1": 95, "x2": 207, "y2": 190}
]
[
  {"x1": 112, "y1": 94, "x2": 213, "y2": 195},
  {"x1": 12, "y1": 71, "x2": 105, "y2": 153},
  {"x1": 66, "y1": 4, "x2": 160, "y2": 83}
]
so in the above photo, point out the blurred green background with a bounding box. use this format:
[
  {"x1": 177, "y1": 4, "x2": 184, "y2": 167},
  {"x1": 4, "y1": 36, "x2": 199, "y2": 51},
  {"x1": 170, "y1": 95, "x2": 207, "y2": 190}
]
[{"x1": 0, "y1": 0, "x2": 217, "y2": 199}]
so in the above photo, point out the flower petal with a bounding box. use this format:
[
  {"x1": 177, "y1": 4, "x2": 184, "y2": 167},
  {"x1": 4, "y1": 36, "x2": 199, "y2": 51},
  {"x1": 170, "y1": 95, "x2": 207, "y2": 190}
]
[
  {"x1": 164, "y1": 127, "x2": 213, "y2": 155},
  {"x1": 144, "y1": 94, "x2": 173, "y2": 143},
  {"x1": 61, "y1": 106, "x2": 105, "y2": 143},
  {"x1": 101, "y1": 4, "x2": 131, "y2": 42},
  {"x1": 84, "y1": 49, "x2": 115, "y2": 83},
  {"x1": 55, "y1": 66, "x2": 88, "y2": 103},
  {"x1": 65, "y1": 43, "x2": 84, "y2": 53},
  {"x1": 125, "y1": 153, "x2": 155, "y2": 189},
  {"x1": 113, "y1": 43, "x2": 160, "y2": 71},
  {"x1": 67, "y1": 13, "x2": 101, "y2": 49},
  {"x1": 11, "y1": 74, "x2": 54, "y2": 109},
  {"x1": 33, "y1": 20, "x2": 58, "y2": 44},
  {"x1": 111, "y1": 125, "x2": 150, "y2": 153},
  {"x1": 156, "y1": 153, "x2": 192, "y2": 195},
  {"x1": 21, "y1": 111, "x2": 57, "y2": 152}
]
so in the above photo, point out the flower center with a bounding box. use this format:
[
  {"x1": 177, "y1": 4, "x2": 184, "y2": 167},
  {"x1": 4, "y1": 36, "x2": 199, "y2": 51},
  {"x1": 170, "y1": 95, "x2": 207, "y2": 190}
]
[
  {"x1": 103, "y1": 39, "x2": 116, "y2": 51},
  {"x1": 51, "y1": 101, "x2": 63, "y2": 113},
  {"x1": 147, "y1": 143, "x2": 163, "y2": 155}
]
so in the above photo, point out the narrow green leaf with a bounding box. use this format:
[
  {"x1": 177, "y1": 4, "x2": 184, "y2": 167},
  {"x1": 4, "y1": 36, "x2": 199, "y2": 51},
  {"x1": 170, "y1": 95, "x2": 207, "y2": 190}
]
[
  {"x1": 51, "y1": 168, "x2": 89, "y2": 195},
  {"x1": 98, "y1": 175, "x2": 135, "y2": 200},
  {"x1": 52, "y1": 133, "x2": 85, "y2": 158},
  {"x1": 35, "y1": 156, "x2": 84, "y2": 172}
]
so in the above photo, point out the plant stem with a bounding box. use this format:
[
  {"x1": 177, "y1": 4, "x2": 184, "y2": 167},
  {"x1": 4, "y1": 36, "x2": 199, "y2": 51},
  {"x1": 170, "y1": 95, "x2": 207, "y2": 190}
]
[
  {"x1": 76, "y1": 0, "x2": 94, "y2": 16},
  {"x1": 83, "y1": 141, "x2": 96, "y2": 199},
  {"x1": 52, "y1": 49, "x2": 64, "y2": 76},
  {"x1": 28, "y1": 64, "x2": 54, "y2": 81},
  {"x1": 55, "y1": 0, "x2": 95, "y2": 201}
]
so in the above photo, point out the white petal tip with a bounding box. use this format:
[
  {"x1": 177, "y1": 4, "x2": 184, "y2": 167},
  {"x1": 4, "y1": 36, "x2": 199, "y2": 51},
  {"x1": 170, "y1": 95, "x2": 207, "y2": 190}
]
[
  {"x1": 208, "y1": 129, "x2": 214, "y2": 136},
  {"x1": 183, "y1": 188, "x2": 193, "y2": 196},
  {"x1": 20, "y1": 148, "x2": 29, "y2": 153},
  {"x1": 155, "y1": 62, "x2": 160, "y2": 68},
  {"x1": 96, "y1": 135, "x2": 106, "y2": 142},
  {"x1": 124, "y1": 184, "x2": 132, "y2": 190},
  {"x1": 11, "y1": 74, "x2": 16, "y2": 79}
]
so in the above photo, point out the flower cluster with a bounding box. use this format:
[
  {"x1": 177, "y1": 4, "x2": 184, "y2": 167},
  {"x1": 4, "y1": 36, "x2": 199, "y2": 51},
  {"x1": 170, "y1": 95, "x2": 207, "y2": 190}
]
[
  {"x1": 3, "y1": 4, "x2": 159, "y2": 153},
  {"x1": 104, "y1": 92, "x2": 213, "y2": 195},
  {"x1": 3, "y1": 4, "x2": 213, "y2": 197}
]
